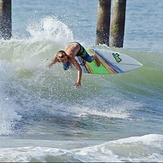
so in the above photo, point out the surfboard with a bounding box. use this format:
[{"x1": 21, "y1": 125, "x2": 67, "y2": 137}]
[{"x1": 76, "y1": 49, "x2": 143, "y2": 74}]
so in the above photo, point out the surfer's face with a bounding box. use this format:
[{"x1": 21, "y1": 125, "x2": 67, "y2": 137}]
[
  {"x1": 60, "y1": 56, "x2": 68, "y2": 64},
  {"x1": 57, "y1": 52, "x2": 68, "y2": 63}
]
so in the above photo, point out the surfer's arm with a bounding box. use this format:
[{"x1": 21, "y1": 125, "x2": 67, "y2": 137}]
[
  {"x1": 48, "y1": 56, "x2": 58, "y2": 68},
  {"x1": 70, "y1": 58, "x2": 82, "y2": 88}
]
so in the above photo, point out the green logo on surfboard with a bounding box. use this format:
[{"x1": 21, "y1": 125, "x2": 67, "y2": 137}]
[{"x1": 112, "y1": 53, "x2": 122, "y2": 63}]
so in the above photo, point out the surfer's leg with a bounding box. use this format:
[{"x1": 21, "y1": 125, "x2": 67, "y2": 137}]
[
  {"x1": 92, "y1": 55, "x2": 100, "y2": 67},
  {"x1": 77, "y1": 43, "x2": 100, "y2": 67},
  {"x1": 82, "y1": 54, "x2": 100, "y2": 67}
]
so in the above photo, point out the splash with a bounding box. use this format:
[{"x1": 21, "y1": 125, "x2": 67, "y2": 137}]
[
  {"x1": 26, "y1": 16, "x2": 74, "y2": 45},
  {"x1": 0, "y1": 60, "x2": 22, "y2": 135}
]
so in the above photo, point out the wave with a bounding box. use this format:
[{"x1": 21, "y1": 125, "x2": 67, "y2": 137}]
[
  {"x1": 0, "y1": 17, "x2": 163, "y2": 136},
  {"x1": 1, "y1": 16, "x2": 162, "y2": 93},
  {"x1": 0, "y1": 134, "x2": 162, "y2": 162},
  {"x1": 1, "y1": 38, "x2": 162, "y2": 93}
]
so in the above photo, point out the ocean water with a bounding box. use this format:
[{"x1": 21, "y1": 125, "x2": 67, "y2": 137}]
[{"x1": 0, "y1": 0, "x2": 163, "y2": 162}]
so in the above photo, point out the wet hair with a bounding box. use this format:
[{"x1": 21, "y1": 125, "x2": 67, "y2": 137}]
[{"x1": 57, "y1": 50, "x2": 66, "y2": 59}]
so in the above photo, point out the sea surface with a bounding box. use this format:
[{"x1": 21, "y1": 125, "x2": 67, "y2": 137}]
[{"x1": 0, "y1": 0, "x2": 163, "y2": 162}]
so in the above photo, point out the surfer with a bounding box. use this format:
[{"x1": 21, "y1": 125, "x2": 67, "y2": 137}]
[{"x1": 48, "y1": 42, "x2": 100, "y2": 88}]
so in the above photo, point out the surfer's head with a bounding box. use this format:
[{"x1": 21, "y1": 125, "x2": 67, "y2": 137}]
[{"x1": 56, "y1": 50, "x2": 68, "y2": 63}]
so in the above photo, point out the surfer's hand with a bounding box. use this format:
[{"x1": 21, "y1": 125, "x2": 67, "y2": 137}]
[
  {"x1": 74, "y1": 82, "x2": 81, "y2": 88},
  {"x1": 48, "y1": 62, "x2": 53, "y2": 68}
]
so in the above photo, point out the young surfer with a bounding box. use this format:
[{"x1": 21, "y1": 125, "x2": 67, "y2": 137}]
[{"x1": 48, "y1": 42, "x2": 100, "y2": 88}]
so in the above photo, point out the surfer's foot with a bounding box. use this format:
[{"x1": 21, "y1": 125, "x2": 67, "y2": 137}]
[{"x1": 94, "y1": 55, "x2": 100, "y2": 67}]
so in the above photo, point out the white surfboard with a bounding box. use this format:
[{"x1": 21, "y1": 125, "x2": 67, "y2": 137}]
[{"x1": 76, "y1": 49, "x2": 143, "y2": 74}]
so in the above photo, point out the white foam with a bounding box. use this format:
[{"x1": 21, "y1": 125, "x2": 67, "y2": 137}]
[
  {"x1": 0, "y1": 60, "x2": 22, "y2": 135},
  {"x1": 0, "y1": 146, "x2": 120, "y2": 162},
  {"x1": 0, "y1": 134, "x2": 162, "y2": 162},
  {"x1": 27, "y1": 16, "x2": 74, "y2": 45},
  {"x1": 74, "y1": 106, "x2": 130, "y2": 119},
  {"x1": 93, "y1": 134, "x2": 163, "y2": 162},
  {"x1": 0, "y1": 99, "x2": 22, "y2": 135},
  {"x1": 0, "y1": 60, "x2": 16, "y2": 80},
  {"x1": 114, "y1": 134, "x2": 163, "y2": 148},
  {"x1": 71, "y1": 97, "x2": 141, "y2": 120}
]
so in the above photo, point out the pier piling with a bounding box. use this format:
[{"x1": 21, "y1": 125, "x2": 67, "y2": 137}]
[
  {"x1": 110, "y1": 0, "x2": 126, "y2": 47},
  {"x1": 96, "y1": 0, "x2": 111, "y2": 46},
  {"x1": 0, "y1": 0, "x2": 12, "y2": 40}
]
